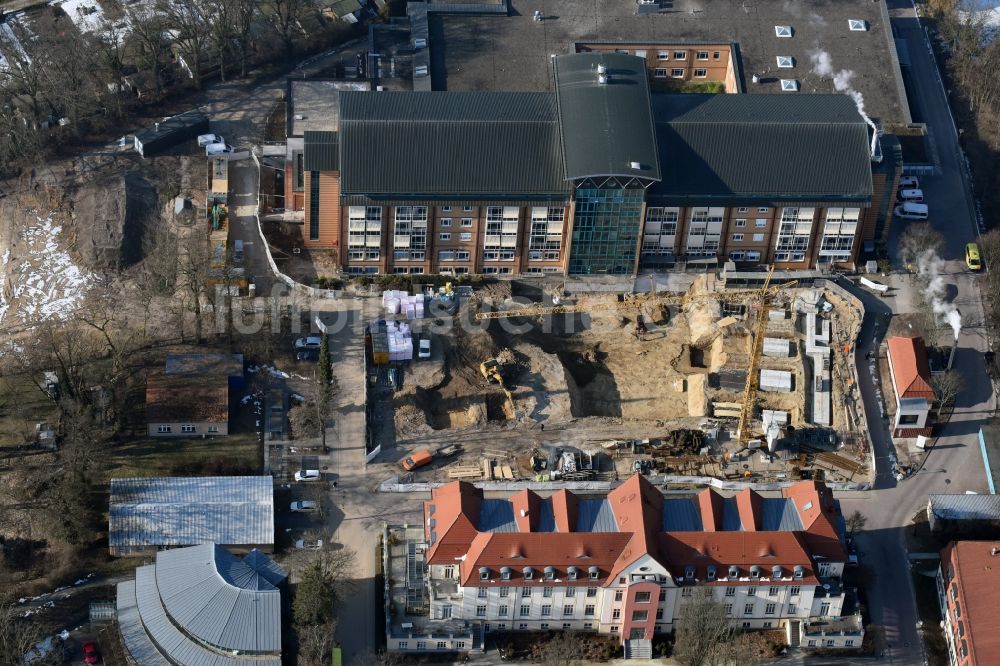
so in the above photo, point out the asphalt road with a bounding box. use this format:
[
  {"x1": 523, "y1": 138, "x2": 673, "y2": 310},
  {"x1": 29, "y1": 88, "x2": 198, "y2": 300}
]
[{"x1": 836, "y1": 3, "x2": 997, "y2": 664}]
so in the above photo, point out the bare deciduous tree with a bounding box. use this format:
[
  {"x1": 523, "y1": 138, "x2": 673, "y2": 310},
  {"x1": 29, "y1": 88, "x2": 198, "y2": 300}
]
[
  {"x1": 932, "y1": 371, "x2": 965, "y2": 410},
  {"x1": 899, "y1": 222, "x2": 945, "y2": 271},
  {"x1": 297, "y1": 621, "x2": 337, "y2": 666},
  {"x1": 537, "y1": 630, "x2": 585, "y2": 666}
]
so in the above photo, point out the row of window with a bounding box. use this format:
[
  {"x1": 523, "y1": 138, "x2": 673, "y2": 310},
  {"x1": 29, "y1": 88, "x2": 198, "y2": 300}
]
[
  {"x1": 731, "y1": 234, "x2": 767, "y2": 242},
  {"x1": 477, "y1": 585, "x2": 601, "y2": 597},
  {"x1": 480, "y1": 566, "x2": 601, "y2": 582},
  {"x1": 476, "y1": 603, "x2": 605, "y2": 618},
  {"x1": 725, "y1": 585, "x2": 801, "y2": 597},
  {"x1": 156, "y1": 425, "x2": 220, "y2": 434},
  {"x1": 609, "y1": 47, "x2": 722, "y2": 61},
  {"x1": 397, "y1": 640, "x2": 467, "y2": 650},
  {"x1": 654, "y1": 68, "x2": 709, "y2": 79}
]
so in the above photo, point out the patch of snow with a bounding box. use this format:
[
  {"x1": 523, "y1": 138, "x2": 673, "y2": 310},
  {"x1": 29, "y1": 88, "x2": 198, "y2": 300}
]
[
  {"x1": 241, "y1": 395, "x2": 253, "y2": 405},
  {"x1": 51, "y1": 0, "x2": 104, "y2": 35},
  {"x1": 1, "y1": 213, "x2": 94, "y2": 326}
]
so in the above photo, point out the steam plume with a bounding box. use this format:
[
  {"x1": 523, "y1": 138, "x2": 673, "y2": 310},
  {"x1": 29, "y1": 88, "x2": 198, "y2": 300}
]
[
  {"x1": 809, "y1": 50, "x2": 879, "y2": 155},
  {"x1": 916, "y1": 249, "x2": 962, "y2": 341}
]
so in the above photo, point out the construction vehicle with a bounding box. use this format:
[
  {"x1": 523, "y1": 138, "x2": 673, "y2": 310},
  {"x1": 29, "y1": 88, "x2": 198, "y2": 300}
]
[
  {"x1": 634, "y1": 314, "x2": 648, "y2": 341},
  {"x1": 735, "y1": 266, "x2": 796, "y2": 444},
  {"x1": 401, "y1": 449, "x2": 434, "y2": 471},
  {"x1": 480, "y1": 358, "x2": 516, "y2": 417}
]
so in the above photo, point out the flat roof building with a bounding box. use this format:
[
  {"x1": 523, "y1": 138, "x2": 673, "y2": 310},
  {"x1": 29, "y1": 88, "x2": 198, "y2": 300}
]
[{"x1": 109, "y1": 476, "x2": 275, "y2": 557}]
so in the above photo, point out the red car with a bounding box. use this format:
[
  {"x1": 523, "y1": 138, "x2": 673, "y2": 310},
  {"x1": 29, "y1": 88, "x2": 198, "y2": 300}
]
[{"x1": 82, "y1": 642, "x2": 100, "y2": 664}]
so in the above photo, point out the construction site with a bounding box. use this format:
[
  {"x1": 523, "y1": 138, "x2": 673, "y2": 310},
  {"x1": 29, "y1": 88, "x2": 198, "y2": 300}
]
[{"x1": 377, "y1": 269, "x2": 873, "y2": 488}]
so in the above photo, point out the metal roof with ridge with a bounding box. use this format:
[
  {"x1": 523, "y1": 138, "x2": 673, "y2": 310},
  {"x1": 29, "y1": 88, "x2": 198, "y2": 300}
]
[
  {"x1": 648, "y1": 93, "x2": 873, "y2": 205},
  {"x1": 552, "y1": 52, "x2": 661, "y2": 184},
  {"x1": 337, "y1": 90, "x2": 570, "y2": 198}
]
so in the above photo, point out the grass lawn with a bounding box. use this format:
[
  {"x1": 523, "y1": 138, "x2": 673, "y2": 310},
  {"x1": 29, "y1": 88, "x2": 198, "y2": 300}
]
[{"x1": 104, "y1": 432, "x2": 261, "y2": 480}]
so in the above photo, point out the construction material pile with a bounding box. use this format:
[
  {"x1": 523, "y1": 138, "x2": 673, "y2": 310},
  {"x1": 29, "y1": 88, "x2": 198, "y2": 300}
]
[
  {"x1": 386, "y1": 320, "x2": 414, "y2": 361},
  {"x1": 382, "y1": 290, "x2": 426, "y2": 319},
  {"x1": 655, "y1": 429, "x2": 705, "y2": 456},
  {"x1": 369, "y1": 320, "x2": 414, "y2": 363}
]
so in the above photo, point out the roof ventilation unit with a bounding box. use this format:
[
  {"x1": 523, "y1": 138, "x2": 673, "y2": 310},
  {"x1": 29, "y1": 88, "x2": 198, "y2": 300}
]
[
  {"x1": 774, "y1": 25, "x2": 793, "y2": 38},
  {"x1": 849, "y1": 19, "x2": 868, "y2": 32},
  {"x1": 598, "y1": 73, "x2": 608, "y2": 84},
  {"x1": 629, "y1": 161, "x2": 642, "y2": 170},
  {"x1": 751, "y1": 74, "x2": 760, "y2": 84}
]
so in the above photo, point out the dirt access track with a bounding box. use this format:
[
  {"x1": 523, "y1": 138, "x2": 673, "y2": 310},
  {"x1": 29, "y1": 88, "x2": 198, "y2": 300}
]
[{"x1": 390, "y1": 279, "x2": 863, "y2": 462}]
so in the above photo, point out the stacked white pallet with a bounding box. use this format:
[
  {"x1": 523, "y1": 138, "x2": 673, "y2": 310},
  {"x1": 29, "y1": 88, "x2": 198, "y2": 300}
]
[
  {"x1": 385, "y1": 320, "x2": 413, "y2": 361},
  {"x1": 382, "y1": 290, "x2": 426, "y2": 319}
]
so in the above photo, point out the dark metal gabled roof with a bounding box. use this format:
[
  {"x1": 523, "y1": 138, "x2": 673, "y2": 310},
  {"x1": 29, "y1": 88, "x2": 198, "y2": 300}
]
[
  {"x1": 304, "y1": 131, "x2": 339, "y2": 171},
  {"x1": 649, "y1": 94, "x2": 873, "y2": 203},
  {"x1": 338, "y1": 91, "x2": 569, "y2": 197},
  {"x1": 552, "y1": 53, "x2": 661, "y2": 183}
]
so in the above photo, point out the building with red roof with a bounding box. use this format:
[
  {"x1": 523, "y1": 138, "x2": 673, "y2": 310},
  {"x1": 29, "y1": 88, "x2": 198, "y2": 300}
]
[
  {"x1": 938, "y1": 541, "x2": 1000, "y2": 666},
  {"x1": 387, "y1": 475, "x2": 862, "y2": 656},
  {"x1": 886, "y1": 336, "x2": 935, "y2": 437}
]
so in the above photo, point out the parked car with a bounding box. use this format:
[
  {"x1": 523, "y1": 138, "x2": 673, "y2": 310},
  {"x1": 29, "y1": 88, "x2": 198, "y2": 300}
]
[
  {"x1": 418, "y1": 337, "x2": 431, "y2": 359},
  {"x1": 233, "y1": 239, "x2": 244, "y2": 264},
  {"x1": 899, "y1": 175, "x2": 920, "y2": 189},
  {"x1": 896, "y1": 188, "x2": 924, "y2": 203},
  {"x1": 290, "y1": 500, "x2": 319, "y2": 512},
  {"x1": 894, "y1": 202, "x2": 928, "y2": 220},
  {"x1": 197, "y1": 133, "x2": 223, "y2": 147},
  {"x1": 205, "y1": 141, "x2": 234, "y2": 156},
  {"x1": 294, "y1": 469, "x2": 321, "y2": 482},
  {"x1": 296, "y1": 349, "x2": 320, "y2": 362},
  {"x1": 295, "y1": 336, "x2": 322, "y2": 350},
  {"x1": 294, "y1": 538, "x2": 324, "y2": 550},
  {"x1": 82, "y1": 642, "x2": 101, "y2": 664}
]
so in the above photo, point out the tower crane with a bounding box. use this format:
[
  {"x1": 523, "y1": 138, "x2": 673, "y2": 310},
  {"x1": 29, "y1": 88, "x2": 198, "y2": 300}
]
[{"x1": 735, "y1": 266, "x2": 796, "y2": 444}]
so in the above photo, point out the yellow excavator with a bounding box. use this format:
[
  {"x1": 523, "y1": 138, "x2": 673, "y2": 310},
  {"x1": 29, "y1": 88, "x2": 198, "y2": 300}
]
[{"x1": 480, "y1": 358, "x2": 516, "y2": 418}]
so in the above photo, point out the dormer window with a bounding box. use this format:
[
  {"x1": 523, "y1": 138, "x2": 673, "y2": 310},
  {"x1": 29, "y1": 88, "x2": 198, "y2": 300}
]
[
  {"x1": 568, "y1": 566, "x2": 579, "y2": 581},
  {"x1": 772, "y1": 565, "x2": 783, "y2": 579},
  {"x1": 479, "y1": 567, "x2": 490, "y2": 581},
  {"x1": 751, "y1": 566, "x2": 761, "y2": 579},
  {"x1": 544, "y1": 566, "x2": 556, "y2": 581},
  {"x1": 729, "y1": 565, "x2": 739, "y2": 579},
  {"x1": 501, "y1": 567, "x2": 511, "y2": 581},
  {"x1": 707, "y1": 566, "x2": 717, "y2": 581},
  {"x1": 684, "y1": 566, "x2": 695, "y2": 580},
  {"x1": 794, "y1": 565, "x2": 805, "y2": 579},
  {"x1": 588, "y1": 566, "x2": 600, "y2": 580},
  {"x1": 523, "y1": 566, "x2": 534, "y2": 580}
]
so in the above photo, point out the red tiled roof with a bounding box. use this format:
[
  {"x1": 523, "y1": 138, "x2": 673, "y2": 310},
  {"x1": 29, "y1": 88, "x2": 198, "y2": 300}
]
[
  {"x1": 887, "y1": 336, "x2": 935, "y2": 400},
  {"x1": 460, "y1": 532, "x2": 633, "y2": 586},
  {"x1": 941, "y1": 541, "x2": 1000, "y2": 665},
  {"x1": 426, "y1": 482, "x2": 481, "y2": 563},
  {"x1": 426, "y1": 475, "x2": 846, "y2": 583}
]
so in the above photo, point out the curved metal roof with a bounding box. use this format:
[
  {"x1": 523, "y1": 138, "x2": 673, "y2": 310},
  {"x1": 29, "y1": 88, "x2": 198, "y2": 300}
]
[{"x1": 552, "y1": 52, "x2": 661, "y2": 183}]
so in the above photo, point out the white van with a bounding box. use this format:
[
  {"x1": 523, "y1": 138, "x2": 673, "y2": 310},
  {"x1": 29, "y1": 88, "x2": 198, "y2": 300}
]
[
  {"x1": 894, "y1": 202, "x2": 928, "y2": 220},
  {"x1": 899, "y1": 176, "x2": 920, "y2": 189},
  {"x1": 897, "y1": 188, "x2": 924, "y2": 203}
]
